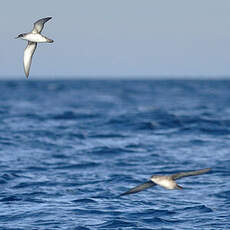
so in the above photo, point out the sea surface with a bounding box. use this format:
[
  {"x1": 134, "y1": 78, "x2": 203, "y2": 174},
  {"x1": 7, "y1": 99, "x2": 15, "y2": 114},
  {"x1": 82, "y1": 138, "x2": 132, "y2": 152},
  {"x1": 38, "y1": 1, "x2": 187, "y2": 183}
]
[{"x1": 0, "y1": 79, "x2": 229, "y2": 229}]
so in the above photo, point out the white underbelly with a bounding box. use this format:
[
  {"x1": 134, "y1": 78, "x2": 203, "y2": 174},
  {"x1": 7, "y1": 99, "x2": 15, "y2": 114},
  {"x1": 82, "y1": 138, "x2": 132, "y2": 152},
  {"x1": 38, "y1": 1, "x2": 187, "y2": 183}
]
[
  {"x1": 152, "y1": 178, "x2": 176, "y2": 189},
  {"x1": 23, "y1": 33, "x2": 48, "y2": 43}
]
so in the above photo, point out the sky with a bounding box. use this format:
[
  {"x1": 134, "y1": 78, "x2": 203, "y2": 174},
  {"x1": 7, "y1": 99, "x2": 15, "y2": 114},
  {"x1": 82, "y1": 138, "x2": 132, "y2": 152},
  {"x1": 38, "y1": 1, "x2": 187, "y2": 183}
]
[{"x1": 1, "y1": 0, "x2": 230, "y2": 79}]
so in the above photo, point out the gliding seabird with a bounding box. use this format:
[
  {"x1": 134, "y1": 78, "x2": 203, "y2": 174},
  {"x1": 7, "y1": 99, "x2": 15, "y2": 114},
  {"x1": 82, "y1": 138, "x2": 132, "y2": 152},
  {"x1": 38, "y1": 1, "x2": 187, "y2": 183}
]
[
  {"x1": 15, "y1": 17, "x2": 53, "y2": 78},
  {"x1": 121, "y1": 168, "x2": 211, "y2": 196}
]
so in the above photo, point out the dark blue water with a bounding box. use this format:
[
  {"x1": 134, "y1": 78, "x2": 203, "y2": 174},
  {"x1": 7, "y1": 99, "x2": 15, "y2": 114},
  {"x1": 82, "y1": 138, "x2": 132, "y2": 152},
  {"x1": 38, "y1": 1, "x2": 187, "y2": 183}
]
[{"x1": 0, "y1": 80, "x2": 229, "y2": 229}]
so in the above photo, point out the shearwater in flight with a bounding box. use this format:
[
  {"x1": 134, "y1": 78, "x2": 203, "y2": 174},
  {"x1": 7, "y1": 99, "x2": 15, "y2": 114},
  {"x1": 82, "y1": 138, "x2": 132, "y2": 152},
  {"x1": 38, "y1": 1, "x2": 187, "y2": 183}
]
[
  {"x1": 15, "y1": 17, "x2": 53, "y2": 78},
  {"x1": 120, "y1": 168, "x2": 211, "y2": 196}
]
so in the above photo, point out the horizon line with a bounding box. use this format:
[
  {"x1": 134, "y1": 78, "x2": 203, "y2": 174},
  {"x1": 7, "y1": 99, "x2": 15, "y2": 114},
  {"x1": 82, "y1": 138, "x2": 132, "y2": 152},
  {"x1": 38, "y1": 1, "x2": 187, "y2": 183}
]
[{"x1": 1, "y1": 74, "x2": 230, "y2": 80}]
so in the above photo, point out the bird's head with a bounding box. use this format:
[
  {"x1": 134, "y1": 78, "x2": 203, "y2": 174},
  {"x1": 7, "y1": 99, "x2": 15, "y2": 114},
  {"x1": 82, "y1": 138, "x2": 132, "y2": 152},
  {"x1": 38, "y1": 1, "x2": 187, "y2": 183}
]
[
  {"x1": 15, "y1": 33, "x2": 25, "y2": 39},
  {"x1": 150, "y1": 175, "x2": 161, "y2": 180}
]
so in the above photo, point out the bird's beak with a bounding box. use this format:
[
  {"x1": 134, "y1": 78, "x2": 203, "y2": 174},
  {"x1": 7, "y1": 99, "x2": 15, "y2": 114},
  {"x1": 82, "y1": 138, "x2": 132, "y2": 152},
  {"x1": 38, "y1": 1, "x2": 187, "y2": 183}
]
[{"x1": 15, "y1": 35, "x2": 19, "y2": 39}]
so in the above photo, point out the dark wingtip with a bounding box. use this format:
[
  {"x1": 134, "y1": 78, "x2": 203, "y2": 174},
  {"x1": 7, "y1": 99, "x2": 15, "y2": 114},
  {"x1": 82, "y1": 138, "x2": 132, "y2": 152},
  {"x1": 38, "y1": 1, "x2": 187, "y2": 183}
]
[{"x1": 201, "y1": 168, "x2": 212, "y2": 173}]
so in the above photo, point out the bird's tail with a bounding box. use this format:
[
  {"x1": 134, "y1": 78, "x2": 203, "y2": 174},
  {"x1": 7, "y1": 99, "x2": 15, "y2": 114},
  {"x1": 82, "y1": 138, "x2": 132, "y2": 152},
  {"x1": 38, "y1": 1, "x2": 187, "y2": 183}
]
[
  {"x1": 47, "y1": 38, "x2": 54, "y2": 43},
  {"x1": 175, "y1": 184, "x2": 183, "y2": 189}
]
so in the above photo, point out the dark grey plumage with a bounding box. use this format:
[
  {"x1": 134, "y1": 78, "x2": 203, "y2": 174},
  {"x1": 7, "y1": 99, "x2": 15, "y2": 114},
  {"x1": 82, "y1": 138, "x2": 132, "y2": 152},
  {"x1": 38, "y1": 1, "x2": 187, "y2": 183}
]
[
  {"x1": 171, "y1": 168, "x2": 211, "y2": 180},
  {"x1": 120, "y1": 181, "x2": 156, "y2": 196}
]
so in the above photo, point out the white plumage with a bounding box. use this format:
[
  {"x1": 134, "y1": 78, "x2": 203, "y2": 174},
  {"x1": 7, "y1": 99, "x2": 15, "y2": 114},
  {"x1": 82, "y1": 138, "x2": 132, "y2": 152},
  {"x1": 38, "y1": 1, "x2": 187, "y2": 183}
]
[
  {"x1": 16, "y1": 17, "x2": 53, "y2": 78},
  {"x1": 24, "y1": 42, "x2": 37, "y2": 77}
]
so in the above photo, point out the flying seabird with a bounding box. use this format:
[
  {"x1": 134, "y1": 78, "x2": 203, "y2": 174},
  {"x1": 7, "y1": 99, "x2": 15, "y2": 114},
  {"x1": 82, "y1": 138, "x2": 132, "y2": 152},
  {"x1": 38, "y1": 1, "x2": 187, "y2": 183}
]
[
  {"x1": 15, "y1": 17, "x2": 53, "y2": 78},
  {"x1": 120, "y1": 168, "x2": 211, "y2": 196}
]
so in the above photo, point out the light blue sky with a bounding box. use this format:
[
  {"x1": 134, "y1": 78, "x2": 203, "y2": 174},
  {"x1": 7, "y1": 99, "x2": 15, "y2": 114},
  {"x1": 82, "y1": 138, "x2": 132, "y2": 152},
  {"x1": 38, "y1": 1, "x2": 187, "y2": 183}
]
[{"x1": 1, "y1": 0, "x2": 230, "y2": 79}]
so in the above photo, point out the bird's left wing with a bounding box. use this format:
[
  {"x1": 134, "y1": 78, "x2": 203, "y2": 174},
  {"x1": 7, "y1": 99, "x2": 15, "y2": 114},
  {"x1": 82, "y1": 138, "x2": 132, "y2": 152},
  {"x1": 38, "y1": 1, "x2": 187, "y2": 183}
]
[
  {"x1": 120, "y1": 181, "x2": 156, "y2": 196},
  {"x1": 24, "y1": 42, "x2": 37, "y2": 78},
  {"x1": 171, "y1": 168, "x2": 211, "y2": 180},
  {"x1": 32, "y1": 17, "x2": 52, "y2": 33}
]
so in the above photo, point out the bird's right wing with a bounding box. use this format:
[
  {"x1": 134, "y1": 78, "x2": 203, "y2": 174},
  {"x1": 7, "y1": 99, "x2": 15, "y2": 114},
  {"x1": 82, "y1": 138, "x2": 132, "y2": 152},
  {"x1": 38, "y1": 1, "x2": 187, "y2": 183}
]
[
  {"x1": 32, "y1": 17, "x2": 52, "y2": 33},
  {"x1": 171, "y1": 168, "x2": 211, "y2": 180},
  {"x1": 24, "y1": 42, "x2": 37, "y2": 78},
  {"x1": 120, "y1": 181, "x2": 156, "y2": 196}
]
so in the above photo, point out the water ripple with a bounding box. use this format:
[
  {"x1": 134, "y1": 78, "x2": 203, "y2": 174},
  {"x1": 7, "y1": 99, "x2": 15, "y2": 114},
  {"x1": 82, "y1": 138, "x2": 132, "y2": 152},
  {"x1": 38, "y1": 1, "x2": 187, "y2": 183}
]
[{"x1": 0, "y1": 80, "x2": 229, "y2": 229}]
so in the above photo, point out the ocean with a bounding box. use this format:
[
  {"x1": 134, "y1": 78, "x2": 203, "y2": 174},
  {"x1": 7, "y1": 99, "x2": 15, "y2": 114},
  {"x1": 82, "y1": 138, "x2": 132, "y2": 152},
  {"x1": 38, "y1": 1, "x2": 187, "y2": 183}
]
[{"x1": 0, "y1": 79, "x2": 229, "y2": 229}]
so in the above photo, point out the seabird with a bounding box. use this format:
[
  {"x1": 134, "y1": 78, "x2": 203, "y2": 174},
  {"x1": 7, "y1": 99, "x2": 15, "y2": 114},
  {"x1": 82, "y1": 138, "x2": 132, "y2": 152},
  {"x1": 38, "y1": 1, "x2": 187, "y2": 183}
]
[
  {"x1": 15, "y1": 17, "x2": 53, "y2": 78},
  {"x1": 120, "y1": 168, "x2": 211, "y2": 196}
]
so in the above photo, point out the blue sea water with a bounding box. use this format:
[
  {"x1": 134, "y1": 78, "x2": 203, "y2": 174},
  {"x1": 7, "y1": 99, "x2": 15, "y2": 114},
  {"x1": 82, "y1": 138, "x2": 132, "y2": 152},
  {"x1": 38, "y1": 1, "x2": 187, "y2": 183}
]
[{"x1": 0, "y1": 79, "x2": 229, "y2": 229}]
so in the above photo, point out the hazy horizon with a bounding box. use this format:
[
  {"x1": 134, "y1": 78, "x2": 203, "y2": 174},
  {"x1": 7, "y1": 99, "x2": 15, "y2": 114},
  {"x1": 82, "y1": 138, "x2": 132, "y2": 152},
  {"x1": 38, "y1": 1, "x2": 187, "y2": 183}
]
[{"x1": 1, "y1": 75, "x2": 230, "y2": 81}]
